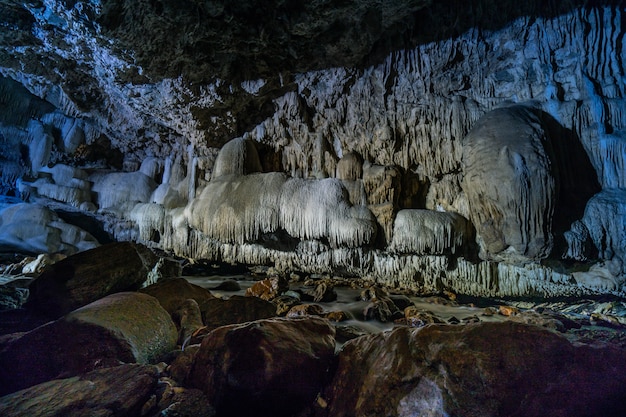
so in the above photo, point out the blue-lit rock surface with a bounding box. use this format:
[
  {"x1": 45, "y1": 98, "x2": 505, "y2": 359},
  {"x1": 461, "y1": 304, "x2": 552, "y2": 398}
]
[{"x1": 0, "y1": 1, "x2": 624, "y2": 298}]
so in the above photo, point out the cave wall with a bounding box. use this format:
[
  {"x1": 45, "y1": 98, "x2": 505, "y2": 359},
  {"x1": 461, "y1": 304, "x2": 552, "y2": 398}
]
[{"x1": 0, "y1": 1, "x2": 625, "y2": 297}]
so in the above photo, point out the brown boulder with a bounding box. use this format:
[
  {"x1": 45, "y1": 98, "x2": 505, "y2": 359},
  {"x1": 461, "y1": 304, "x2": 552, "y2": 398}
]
[
  {"x1": 314, "y1": 321, "x2": 626, "y2": 417},
  {"x1": 156, "y1": 384, "x2": 215, "y2": 417},
  {"x1": 0, "y1": 364, "x2": 158, "y2": 417},
  {"x1": 174, "y1": 299, "x2": 205, "y2": 347},
  {"x1": 363, "y1": 296, "x2": 402, "y2": 322},
  {"x1": 245, "y1": 276, "x2": 288, "y2": 301},
  {"x1": 0, "y1": 292, "x2": 177, "y2": 395},
  {"x1": 402, "y1": 306, "x2": 445, "y2": 327},
  {"x1": 200, "y1": 294, "x2": 276, "y2": 331},
  {"x1": 25, "y1": 241, "x2": 161, "y2": 318},
  {"x1": 300, "y1": 282, "x2": 337, "y2": 302},
  {"x1": 139, "y1": 277, "x2": 215, "y2": 315},
  {"x1": 166, "y1": 345, "x2": 201, "y2": 384},
  {"x1": 187, "y1": 316, "x2": 336, "y2": 417},
  {"x1": 286, "y1": 303, "x2": 325, "y2": 317}
]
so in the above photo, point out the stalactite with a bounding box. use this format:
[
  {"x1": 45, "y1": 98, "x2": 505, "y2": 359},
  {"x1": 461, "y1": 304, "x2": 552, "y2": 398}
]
[{"x1": 390, "y1": 209, "x2": 471, "y2": 255}]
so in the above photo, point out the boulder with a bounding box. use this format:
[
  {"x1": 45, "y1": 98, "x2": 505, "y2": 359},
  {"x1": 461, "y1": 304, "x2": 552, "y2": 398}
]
[
  {"x1": 402, "y1": 306, "x2": 445, "y2": 328},
  {"x1": 0, "y1": 364, "x2": 159, "y2": 417},
  {"x1": 156, "y1": 385, "x2": 215, "y2": 417},
  {"x1": 245, "y1": 276, "x2": 288, "y2": 301},
  {"x1": 139, "y1": 277, "x2": 215, "y2": 315},
  {"x1": 286, "y1": 303, "x2": 325, "y2": 318},
  {"x1": 25, "y1": 241, "x2": 160, "y2": 318},
  {"x1": 313, "y1": 321, "x2": 626, "y2": 417},
  {"x1": 363, "y1": 296, "x2": 402, "y2": 322},
  {"x1": 174, "y1": 298, "x2": 205, "y2": 347},
  {"x1": 187, "y1": 317, "x2": 336, "y2": 417},
  {"x1": 166, "y1": 345, "x2": 201, "y2": 384},
  {"x1": 300, "y1": 281, "x2": 337, "y2": 302},
  {"x1": 461, "y1": 105, "x2": 556, "y2": 263},
  {"x1": 0, "y1": 283, "x2": 29, "y2": 310},
  {"x1": 200, "y1": 295, "x2": 276, "y2": 331},
  {"x1": 0, "y1": 292, "x2": 177, "y2": 395}
]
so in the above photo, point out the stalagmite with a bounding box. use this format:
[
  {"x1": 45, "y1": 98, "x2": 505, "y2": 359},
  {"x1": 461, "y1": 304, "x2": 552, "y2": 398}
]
[
  {"x1": 212, "y1": 137, "x2": 263, "y2": 179},
  {"x1": 130, "y1": 203, "x2": 167, "y2": 244},
  {"x1": 461, "y1": 105, "x2": 556, "y2": 263},
  {"x1": 580, "y1": 189, "x2": 626, "y2": 284}
]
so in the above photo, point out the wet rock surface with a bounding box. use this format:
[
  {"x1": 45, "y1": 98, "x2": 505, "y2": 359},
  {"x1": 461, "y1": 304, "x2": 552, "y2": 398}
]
[
  {"x1": 0, "y1": 261, "x2": 625, "y2": 415},
  {"x1": 200, "y1": 294, "x2": 277, "y2": 332},
  {"x1": 25, "y1": 241, "x2": 163, "y2": 318},
  {"x1": 313, "y1": 321, "x2": 626, "y2": 417},
  {"x1": 0, "y1": 291, "x2": 177, "y2": 395},
  {"x1": 187, "y1": 316, "x2": 336, "y2": 417},
  {"x1": 139, "y1": 277, "x2": 215, "y2": 315},
  {"x1": 0, "y1": 364, "x2": 159, "y2": 417}
]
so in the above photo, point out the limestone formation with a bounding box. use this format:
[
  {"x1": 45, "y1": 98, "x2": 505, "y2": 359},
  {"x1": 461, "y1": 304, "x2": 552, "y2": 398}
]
[
  {"x1": 279, "y1": 177, "x2": 377, "y2": 248},
  {"x1": 582, "y1": 189, "x2": 626, "y2": 273},
  {"x1": 186, "y1": 172, "x2": 287, "y2": 245},
  {"x1": 390, "y1": 209, "x2": 473, "y2": 256},
  {"x1": 461, "y1": 105, "x2": 556, "y2": 263},
  {"x1": 212, "y1": 137, "x2": 263, "y2": 179},
  {"x1": 186, "y1": 171, "x2": 377, "y2": 249},
  {"x1": 0, "y1": 203, "x2": 98, "y2": 255},
  {"x1": 0, "y1": 2, "x2": 624, "y2": 299},
  {"x1": 90, "y1": 171, "x2": 157, "y2": 211}
]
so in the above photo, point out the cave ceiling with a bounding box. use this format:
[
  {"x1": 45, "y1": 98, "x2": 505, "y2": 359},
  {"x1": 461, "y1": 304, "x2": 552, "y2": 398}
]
[{"x1": 0, "y1": 0, "x2": 596, "y2": 148}]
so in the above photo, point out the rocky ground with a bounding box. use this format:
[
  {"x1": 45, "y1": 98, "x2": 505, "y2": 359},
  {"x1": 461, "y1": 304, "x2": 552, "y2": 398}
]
[{"x1": 0, "y1": 242, "x2": 625, "y2": 416}]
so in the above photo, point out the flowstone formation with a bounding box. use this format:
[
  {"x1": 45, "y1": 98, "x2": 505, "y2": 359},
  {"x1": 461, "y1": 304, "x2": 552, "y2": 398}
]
[{"x1": 0, "y1": 1, "x2": 625, "y2": 298}]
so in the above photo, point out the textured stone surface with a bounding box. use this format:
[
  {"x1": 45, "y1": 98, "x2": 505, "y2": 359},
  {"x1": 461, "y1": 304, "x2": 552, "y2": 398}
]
[
  {"x1": 0, "y1": 203, "x2": 99, "y2": 255},
  {"x1": 313, "y1": 321, "x2": 626, "y2": 417},
  {"x1": 0, "y1": 292, "x2": 177, "y2": 395},
  {"x1": 201, "y1": 295, "x2": 277, "y2": 332},
  {"x1": 462, "y1": 105, "x2": 556, "y2": 263},
  {"x1": 139, "y1": 277, "x2": 215, "y2": 315},
  {"x1": 0, "y1": 1, "x2": 624, "y2": 298},
  {"x1": 0, "y1": 364, "x2": 159, "y2": 417},
  {"x1": 25, "y1": 241, "x2": 160, "y2": 317},
  {"x1": 390, "y1": 209, "x2": 473, "y2": 255},
  {"x1": 187, "y1": 316, "x2": 336, "y2": 417}
]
